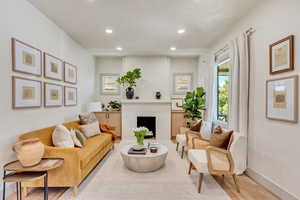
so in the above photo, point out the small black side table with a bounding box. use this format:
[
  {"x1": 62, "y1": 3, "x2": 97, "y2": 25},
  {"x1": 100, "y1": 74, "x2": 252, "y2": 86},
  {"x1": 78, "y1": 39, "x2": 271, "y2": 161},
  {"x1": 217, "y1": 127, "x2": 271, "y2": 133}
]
[{"x1": 3, "y1": 158, "x2": 64, "y2": 200}]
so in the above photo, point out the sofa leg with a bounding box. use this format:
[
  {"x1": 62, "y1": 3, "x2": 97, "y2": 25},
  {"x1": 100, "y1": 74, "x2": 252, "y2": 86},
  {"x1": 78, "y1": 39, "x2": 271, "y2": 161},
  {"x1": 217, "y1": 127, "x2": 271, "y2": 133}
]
[
  {"x1": 72, "y1": 186, "x2": 78, "y2": 197},
  {"x1": 22, "y1": 186, "x2": 27, "y2": 197}
]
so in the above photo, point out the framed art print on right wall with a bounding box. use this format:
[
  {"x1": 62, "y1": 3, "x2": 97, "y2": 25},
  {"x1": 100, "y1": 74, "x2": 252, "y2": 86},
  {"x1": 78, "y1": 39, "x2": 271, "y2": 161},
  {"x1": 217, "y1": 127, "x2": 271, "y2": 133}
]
[
  {"x1": 266, "y1": 75, "x2": 298, "y2": 123},
  {"x1": 269, "y1": 35, "x2": 294, "y2": 75}
]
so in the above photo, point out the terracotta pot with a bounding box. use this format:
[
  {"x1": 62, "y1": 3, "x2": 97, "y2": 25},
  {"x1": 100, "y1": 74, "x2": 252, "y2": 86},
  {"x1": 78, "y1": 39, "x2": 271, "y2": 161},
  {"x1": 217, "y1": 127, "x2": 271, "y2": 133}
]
[{"x1": 13, "y1": 138, "x2": 44, "y2": 167}]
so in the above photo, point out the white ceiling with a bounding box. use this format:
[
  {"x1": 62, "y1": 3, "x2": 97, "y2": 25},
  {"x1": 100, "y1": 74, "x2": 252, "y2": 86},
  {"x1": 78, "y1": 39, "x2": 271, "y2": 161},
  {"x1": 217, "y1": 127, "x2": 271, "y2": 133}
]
[{"x1": 28, "y1": 0, "x2": 262, "y2": 55}]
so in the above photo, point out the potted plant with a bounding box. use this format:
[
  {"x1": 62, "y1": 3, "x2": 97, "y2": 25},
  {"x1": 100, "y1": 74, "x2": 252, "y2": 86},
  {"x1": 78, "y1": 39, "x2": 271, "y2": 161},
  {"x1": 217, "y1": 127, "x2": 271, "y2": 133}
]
[
  {"x1": 133, "y1": 127, "x2": 149, "y2": 147},
  {"x1": 117, "y1": 68, "x2": 142, "y2": 99},
  {"x1": 107, "y1": 100, "x2": 121, "y2": 111},
  {"x1": 180, "y1": 87, "x2": 206, "y2": 126}
]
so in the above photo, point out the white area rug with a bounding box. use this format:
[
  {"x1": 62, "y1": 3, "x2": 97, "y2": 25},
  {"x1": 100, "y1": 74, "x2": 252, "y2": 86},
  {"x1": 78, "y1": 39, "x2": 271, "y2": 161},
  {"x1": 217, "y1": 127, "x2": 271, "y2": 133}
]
[{"x1": 59, "y1": 140, "x2": 230, "y2": 200}]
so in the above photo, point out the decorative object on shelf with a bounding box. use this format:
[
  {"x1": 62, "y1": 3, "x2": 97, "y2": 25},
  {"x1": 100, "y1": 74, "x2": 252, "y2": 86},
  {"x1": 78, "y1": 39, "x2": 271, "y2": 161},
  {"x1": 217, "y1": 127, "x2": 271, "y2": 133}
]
[
  {"x1": 108, "y1": 100, "x2": 121, "y2": 111},
  {"x1": 171, "y1": 98, "x2": 184, "y2": 110},
  {"x1": 87, "y1": 102, "x2": 103, "y2": 113},
  {"x1": 155, "y1": 91, "x2": 161, "y2": 99},
  {"x1": 12, "y1": 38, "x2": 42, "y2": 76},
  {"x1": 266, "y1": 75, "x2": 298, "y2": 123},
  {"x1": 12, "y1": 76, "x2": 42, "y2": 109},
  {"x1": 100, "y1": 73, "x2": 120, "y2": 95},
  {"x1": 117, "y1": 68, "x2": 142, "y2": 99},
  {"x1": 64, "y1": 86, "x2": 77, "y2": 106},
  {"x1": 173, "y1": 73, "x2": 193, "y2": 95},
  {"x1": 12, "y1": 138, "x2": 44, "y2": 167},
  {"x1": 270, "y1": 35, "x2": 294, "y2": 75},
  {"x1": 44, "y1": 52, "x2": 64, "y2": 81},
  {"x1": 64, "y1": 62, "x2": 77, "y2": 84},
  {"x1": 135, "y1": 96, "x2": 140, "y2": 100},
  {"x1": 44, "y1": 82, "x2": 63, "y2": 107},
  {"x1": 133, "y1": 127, "x2": 149, "y2": 146},
  {"x1": 180, "y1": 87, "x2": 206, "y2": 121}
]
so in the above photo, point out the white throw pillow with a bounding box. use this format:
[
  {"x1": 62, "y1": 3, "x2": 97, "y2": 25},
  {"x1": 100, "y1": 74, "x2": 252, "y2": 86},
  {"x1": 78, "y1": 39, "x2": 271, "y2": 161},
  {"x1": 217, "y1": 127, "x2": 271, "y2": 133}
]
[
  {"x1": 70, "y1": 129, "x2": 83, "y2": 148},
  {"x1": 199, "y1": 121, "x2": 212, "y2": 140},
  {"x1": 80, "y1": 121, "x2": 101, "y2": 138},
  {"x1": 52, "y1": 125, "x2": 74, "y2": 148}
]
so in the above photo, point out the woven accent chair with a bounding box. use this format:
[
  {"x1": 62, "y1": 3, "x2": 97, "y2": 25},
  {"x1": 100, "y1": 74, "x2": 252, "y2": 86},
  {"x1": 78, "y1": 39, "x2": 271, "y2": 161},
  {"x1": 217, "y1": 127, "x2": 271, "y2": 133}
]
[{"x1": 188, "y1": 146, "x2": 240, "y2": 193}]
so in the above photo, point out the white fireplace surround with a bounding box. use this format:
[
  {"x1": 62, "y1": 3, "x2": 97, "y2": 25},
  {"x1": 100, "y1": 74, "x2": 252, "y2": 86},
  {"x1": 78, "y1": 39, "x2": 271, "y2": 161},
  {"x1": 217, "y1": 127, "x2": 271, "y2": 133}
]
[{"x1": 121, "y1": 100, "x2": 171, "y2": 141}]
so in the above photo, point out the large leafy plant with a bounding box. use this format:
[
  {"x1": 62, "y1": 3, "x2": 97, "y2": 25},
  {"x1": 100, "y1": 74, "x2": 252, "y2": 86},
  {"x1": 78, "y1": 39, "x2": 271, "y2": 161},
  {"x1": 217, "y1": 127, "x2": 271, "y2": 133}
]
[
  {"x1": 181, "y1": 87, "x2": 206, "y2": 121},
  {"x1": 116, "y1": 68, "x2": 142, "y2": 88}
]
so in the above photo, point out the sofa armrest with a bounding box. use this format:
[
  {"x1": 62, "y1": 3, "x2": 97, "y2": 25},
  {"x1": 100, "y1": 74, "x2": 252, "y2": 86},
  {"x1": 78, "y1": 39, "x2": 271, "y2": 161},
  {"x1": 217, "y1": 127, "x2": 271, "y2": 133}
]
[{"x1": 44, "y1": 145, "x2": 81, "y2": 186}]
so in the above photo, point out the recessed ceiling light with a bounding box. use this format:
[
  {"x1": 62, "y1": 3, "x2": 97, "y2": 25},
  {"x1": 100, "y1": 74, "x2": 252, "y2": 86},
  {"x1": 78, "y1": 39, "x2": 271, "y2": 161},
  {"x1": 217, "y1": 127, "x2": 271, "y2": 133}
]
[
  {"x1": 87, "y1": 0, "x2": 96, "y2": 3},
  {"x1": 116, "y1": 47, "x2": 123, "y2": 51},
  {"x1": 177, "y1": 29, "x2": 186, "y2": 34},
  {"x1": 105, "y1": 28, "x2": 113, "y2": 34},
  {"x1": 170, "y1": 47, "x2": 176, "y2": 51}
]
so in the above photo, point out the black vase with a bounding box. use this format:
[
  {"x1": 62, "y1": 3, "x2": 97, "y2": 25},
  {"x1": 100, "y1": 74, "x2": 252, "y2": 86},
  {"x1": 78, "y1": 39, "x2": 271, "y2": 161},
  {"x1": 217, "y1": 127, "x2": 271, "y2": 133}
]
[
  {"x1": 126, "y1": 87, "x2": 134, "y2": 99},
  {"x1": 155, "y1": 91, "x2": 161, "y2": 99}
]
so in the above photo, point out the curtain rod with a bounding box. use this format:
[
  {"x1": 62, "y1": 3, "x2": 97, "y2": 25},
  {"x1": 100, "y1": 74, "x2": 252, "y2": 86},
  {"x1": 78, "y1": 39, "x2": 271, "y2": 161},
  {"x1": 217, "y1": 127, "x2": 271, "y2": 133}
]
[{"x1": 215, "y1": 27, "x2": 255, "y2": 56}]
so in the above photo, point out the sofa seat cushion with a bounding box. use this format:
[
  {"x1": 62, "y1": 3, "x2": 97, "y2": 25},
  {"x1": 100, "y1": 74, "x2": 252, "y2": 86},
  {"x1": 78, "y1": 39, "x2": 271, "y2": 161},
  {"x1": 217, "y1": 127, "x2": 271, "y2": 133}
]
[
  {"x1": 188, "y1": 150, "x2": 208, "y2": 173},
  {"x1": 78, "y1": 133, "x2": 112, "y2": 169}
]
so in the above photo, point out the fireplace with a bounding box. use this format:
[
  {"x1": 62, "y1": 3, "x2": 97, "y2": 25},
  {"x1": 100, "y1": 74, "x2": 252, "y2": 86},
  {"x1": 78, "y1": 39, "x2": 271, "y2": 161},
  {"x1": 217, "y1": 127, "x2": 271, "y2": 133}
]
[{"x1": 137, "y1": 116, "x2": 156, "y2": 139}]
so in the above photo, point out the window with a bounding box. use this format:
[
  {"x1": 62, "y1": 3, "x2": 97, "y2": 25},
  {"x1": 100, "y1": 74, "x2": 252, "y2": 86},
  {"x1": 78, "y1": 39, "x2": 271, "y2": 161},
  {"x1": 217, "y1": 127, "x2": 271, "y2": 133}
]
[{"x1": 216, "y1": 59, "x2": 230, "y2": 123}]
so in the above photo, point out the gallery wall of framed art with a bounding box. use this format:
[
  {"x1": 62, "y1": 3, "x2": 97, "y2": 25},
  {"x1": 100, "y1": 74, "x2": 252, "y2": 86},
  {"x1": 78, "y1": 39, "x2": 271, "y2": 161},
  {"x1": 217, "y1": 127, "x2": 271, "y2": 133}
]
[
  {"x1": 267, "y1": 35, "x2": 298, "y2": 123},
  {"x1": 11, "y1": 37, "x2": 78, "y2": 109}
]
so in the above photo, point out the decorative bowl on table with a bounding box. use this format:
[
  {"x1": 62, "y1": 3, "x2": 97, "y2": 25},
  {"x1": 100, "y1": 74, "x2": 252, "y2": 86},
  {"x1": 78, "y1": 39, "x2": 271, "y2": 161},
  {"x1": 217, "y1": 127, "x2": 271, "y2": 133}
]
[{"x1": 132, "y1": 144, "x2": 145, "y2": 151}]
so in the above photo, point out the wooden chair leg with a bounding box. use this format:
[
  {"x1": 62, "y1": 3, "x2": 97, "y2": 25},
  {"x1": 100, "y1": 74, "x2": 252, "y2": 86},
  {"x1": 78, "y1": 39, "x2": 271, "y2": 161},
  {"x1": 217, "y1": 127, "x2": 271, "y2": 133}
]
[
  {"x1": 72, "y1": 186, "x2": 78, "y2": 197},
  {"x1": 188, "y1": 162, "x2": 192, "y2": 175},
  {"x1": 198, "y1": 173, "x2": 204, "y2": 193},
  {"x1": 22, "y1": 186, "x2": 28, "y2": 197},
  {"x1": 181, "y1": 146, "x2": 185, "y2": 159},
  {"x1": 232, "y1": 174, "x2": 240, "y2": 193},
  {"x1": 176, "y1": 142, "x2": 179, "y2": 152}
]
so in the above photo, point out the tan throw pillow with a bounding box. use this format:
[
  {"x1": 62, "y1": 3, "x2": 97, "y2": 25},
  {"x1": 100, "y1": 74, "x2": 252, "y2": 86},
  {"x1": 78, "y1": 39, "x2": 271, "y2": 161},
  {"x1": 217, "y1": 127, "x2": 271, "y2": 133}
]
[
  {"x1": 79, "y1": 113, "x2": 98, "y2": 125},
  {"x1": 190, "y1": 120, "x2": 202, "y2": 132},
  {"x1": 210, "y1": 126, "x2": 233, "y2": 149},
  {"x1": 75, "y1": 129, "x2": 87, "y2": 146},
  {"x1": 70, "y1": 129, "x2": 83, "y2": 148},
  {"x1": 80, "y1": 121, "x2": 101, "y2": 138},
  {"x1": 52, "y1": 125, "x2": 74, "y2": 148}
]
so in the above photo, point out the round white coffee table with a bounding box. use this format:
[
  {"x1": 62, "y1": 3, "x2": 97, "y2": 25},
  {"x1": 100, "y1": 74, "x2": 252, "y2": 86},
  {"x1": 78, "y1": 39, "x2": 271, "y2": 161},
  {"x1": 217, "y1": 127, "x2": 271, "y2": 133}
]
[{"x1": 120, "y1": 144, "x2": 168, "y2": 172}]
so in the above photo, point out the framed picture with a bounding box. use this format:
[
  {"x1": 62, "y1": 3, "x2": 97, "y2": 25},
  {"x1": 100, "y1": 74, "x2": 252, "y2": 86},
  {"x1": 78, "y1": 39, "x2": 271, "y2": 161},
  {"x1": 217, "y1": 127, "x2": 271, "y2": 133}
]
[
  {"x1": 266, "y1": 75, "x2": 298, "y2": 123},
  {"x1": 173, "y1": 73, "x2": 193, "y2": 95},
  {"x1": 12, "y1": 76, "x2": 42, "y2": 109},
  {"x1": 100, "y1": 73, "x2": 120, "y2": 95},
  {"x1": 64, "y1": 62, "x2": 77, "y2": 84},
  {"x1": 44, "y1": 53, "x2": 64, "y2": 81},
  {"x1": 64, "y1": 86, "x2": 77, "y2": 106},
  {"x1": 44, "y1": 82, "x2": 63, "y2": 107},
  {"x1": 12, "y1": 38, "x2": 42, "y2": 76},
  {"x1": 171, "y1": 98, "x2": 184, "y2": 110},
  {"x1": 270, "y1": 35, "x2": 294, "y2": 74}
]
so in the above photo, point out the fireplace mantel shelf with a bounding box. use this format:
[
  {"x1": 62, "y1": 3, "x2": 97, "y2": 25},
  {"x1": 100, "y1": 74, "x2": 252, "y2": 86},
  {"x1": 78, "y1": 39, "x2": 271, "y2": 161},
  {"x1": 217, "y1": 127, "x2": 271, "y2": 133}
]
[{"x1": 121, "y1": 99, "x2": 171, "y2": 104}]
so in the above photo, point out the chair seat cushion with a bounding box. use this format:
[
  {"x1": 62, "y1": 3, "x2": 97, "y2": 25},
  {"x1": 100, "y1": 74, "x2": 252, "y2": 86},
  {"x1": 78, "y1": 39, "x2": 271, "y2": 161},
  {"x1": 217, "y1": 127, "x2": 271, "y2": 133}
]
[
  {"x1": 78, "y1": 133, "x2": 112, "y2": 169},
  {"x1": 176, "y1": 134, "x2": 186, "y2": 145},
  {"x1": 188, "y1": 149, "x2": 208, "y2": 173}
]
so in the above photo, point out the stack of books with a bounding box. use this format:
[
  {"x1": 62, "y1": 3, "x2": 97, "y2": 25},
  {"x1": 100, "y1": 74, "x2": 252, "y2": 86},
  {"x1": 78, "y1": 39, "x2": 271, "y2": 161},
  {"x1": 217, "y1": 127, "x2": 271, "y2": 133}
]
[{"x1": 128, "y1": 147, "x2": 147, "y2": 155}]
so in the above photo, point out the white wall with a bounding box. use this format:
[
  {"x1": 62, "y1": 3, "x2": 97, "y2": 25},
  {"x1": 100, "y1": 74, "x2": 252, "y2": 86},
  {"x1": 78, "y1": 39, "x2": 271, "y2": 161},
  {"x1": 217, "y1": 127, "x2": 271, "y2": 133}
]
[
  {"x1": 210, "y1": 0, "x2": 300, "y2": 199},
  {"x1": 96, "y1": 56, "x2": 200, "y2": 103},
  {"x1": 95, "y1": 57, "x2": 122, "y2": 104},
  {"x1": 0, "y1": 0, "x2": 95, "y2": 192}
]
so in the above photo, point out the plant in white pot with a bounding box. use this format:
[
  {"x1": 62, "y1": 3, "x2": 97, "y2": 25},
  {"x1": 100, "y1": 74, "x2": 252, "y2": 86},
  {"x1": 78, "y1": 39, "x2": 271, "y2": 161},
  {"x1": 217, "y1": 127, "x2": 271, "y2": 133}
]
[{"x1": 117, "y1": 68, "x2": 142, "y2": 99}]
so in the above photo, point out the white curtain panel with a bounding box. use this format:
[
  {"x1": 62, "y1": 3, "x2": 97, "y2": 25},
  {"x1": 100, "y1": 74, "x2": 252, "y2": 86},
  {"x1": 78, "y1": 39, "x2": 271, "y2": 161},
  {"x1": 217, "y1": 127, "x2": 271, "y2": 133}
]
[{"x1": 228, "y1": 33, "x2": 250, "y2": 174}]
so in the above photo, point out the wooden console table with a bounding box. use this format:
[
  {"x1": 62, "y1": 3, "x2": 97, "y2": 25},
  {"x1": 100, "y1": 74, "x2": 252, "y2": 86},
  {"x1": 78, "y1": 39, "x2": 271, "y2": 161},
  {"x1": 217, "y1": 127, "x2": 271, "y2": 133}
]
[{"x1": 3, "y1": 158, "x2": 63, "y2": 200}]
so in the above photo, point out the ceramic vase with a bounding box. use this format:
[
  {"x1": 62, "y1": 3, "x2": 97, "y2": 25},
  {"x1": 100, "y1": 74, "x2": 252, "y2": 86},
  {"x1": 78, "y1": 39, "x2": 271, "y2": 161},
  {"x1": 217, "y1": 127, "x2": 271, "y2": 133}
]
[{"x1": 13, "y1": 138, "x2": 44, "y2": 167}]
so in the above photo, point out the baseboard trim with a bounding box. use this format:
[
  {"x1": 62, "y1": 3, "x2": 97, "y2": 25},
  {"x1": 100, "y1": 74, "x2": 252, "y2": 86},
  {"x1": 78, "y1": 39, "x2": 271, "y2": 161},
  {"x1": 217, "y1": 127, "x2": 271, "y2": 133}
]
[{"x1": 246, "y1": 168, "x2": 298, "y2": 200}]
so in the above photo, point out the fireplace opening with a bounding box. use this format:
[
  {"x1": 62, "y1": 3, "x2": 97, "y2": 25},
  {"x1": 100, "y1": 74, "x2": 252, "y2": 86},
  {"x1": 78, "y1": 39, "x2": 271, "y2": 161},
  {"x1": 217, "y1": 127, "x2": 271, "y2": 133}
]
[{"x1": 137, "y1": 116, "x2": 156, "y2": 139}]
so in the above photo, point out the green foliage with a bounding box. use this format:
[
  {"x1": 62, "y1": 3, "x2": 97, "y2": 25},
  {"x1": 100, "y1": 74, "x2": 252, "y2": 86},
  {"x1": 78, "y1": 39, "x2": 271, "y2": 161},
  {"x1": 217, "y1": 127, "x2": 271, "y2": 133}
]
[
  {"x1": 180, "y1": 87, "x2": 206, "y2": 121},
  {"x1": 107, "y1": 100, "x2": 121, "y2": 111},
  {"x1": 117, "y1": 68, "x2": 142, "y2": 88},
  {"x1": 218, "y1": 80, "x2": 229, "y2": 122}
]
